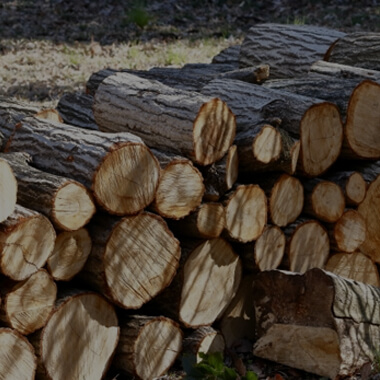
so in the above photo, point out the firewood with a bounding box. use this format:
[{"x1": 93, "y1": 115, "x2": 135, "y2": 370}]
[
  {"x1": 239, "y1": 23, "x2": 345, "y2": 78},
  {"x1": 47, "y1": 228, "x2": 92, "y2": 281},
  {"x1": 33, "y1": 291, "x2": 119, "y2": 380},
  {"x1": 0, "y1": 157, "x2": 17, "y2": 223},
  {"x1": 0, "y1": 205, "x2": 56, "y2": 281},
  {"x1": 252, "y1": 268, "x2": 380, "y2": 379},
  {"x1": 302, "y1": 179, "x2": 346, "y2": 223},
  {"x1": 5, "y1": 116, "x2": 160, "y2": 216},
  {"x1": 224, "y1": 184, "x2": 267, "y2": 243},
  {"x1": 325, "y1": 251, "x2": 380, "y2": 287},
  {"x1": 35, "y1": 109, "x2": 63, "y2": 123},
  {"x1": 325, "y1": 32, "x2": 380, "y2": 71},
  {"x1": 113, "y1": 315, "x2": 183, "y2": 380},
  {"x1": 0, "y1": 328, "x2": 36, "y2": 379},
  {"x1": 0, "y1": 269, "x2": 56, "y2": 335},
  {"x1": 93, "y1": 72, "x2": 236, "y2": 166},
  {"x1": 0, "y1": 152, "x2": 96, "y2": 231},
  {"x1": 212, "y1": 44, "x2": 241, "y2": 67},
  {"x1": 81, "y1": 211, "x2": 180, "y2": 309}
]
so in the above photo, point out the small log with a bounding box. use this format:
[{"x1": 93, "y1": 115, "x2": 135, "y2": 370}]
[
  {"x1": 239, "y1": 23, "x2": 345, "y2": 78},
  {"x1": 224, "y1": 184, "x2": 267, "y2": 243},
  {"x1": 0, "y1": 205, "x2": 56, "y2": 281},
  {"x1": 302, "y1": 179, "x2": 346, "y2": 223},
  {"x1": 253, "y1": 268, "x2": 380, "y2": 379},
  {"x1": 5, "y1": 116, "x2": 160, "y2": 216},
  {"x1": 113, "y1": 315, "x2": 183, "y2": 380},
  {"x1": 0, "y1": 152, "x2": 96, "y2": 231},
  {"x1": 0, "y1": 157, "x2": 17, "y2": 223},
  {"x1": 47, "y1": 228, "x2": 92, "y2": 281},
  {"x1": 325, "y1": 251, "x2": 380, "y2": 287},
  {"x1": 325, "y1": 32, "x2": 380, "y2": 71},
  {"x1": 0, "y1": 269, "x2": 57, "y2": 335},
  {"x1": 81, "y1": 211, "x2": 180, "y2": 309},
  {"x1": 0, "y1": 328, "x2": 37, "y2": 379},
  {"x1": 93, "y1": 72, "x2": 236, "y2": 166}
]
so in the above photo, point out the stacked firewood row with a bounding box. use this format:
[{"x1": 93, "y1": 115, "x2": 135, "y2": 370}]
[{"x1": 0, "y1": 23, "x2": 380, "y2": 380}]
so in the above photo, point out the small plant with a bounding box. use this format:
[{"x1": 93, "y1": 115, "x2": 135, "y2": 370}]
[
  {"x1": 182, "y1": 352, "x2": 258, "y2": 380},
  {"x1": 125, "y1": 1, "x2": 152, "y2": 29}
]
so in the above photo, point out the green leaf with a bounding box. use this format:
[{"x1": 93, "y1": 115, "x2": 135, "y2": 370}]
[
  {"x1": 223, "y1": 366, "x2": 239, "y2": 380},
  {"x1": 242, "y1": 370, "x2": 259, "y2": 380},
  {"x1": 205, "y1": 352, "x2": 225, "y2": 372}
]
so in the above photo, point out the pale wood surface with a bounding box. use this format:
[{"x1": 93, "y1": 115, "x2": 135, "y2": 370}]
[{"x1": 0, "y1": 157, "x2": 17, "y2": 223}]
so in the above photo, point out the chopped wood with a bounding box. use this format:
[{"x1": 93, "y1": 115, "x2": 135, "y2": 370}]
[
  {"x1": 113, "y1": 315, "x2": 182, "y2": 380},
  {"x1": 0, "y1": 152, "x2": 96, "y2": 231},
  {"x1": 0, "y1": 204, "x2": 56, "y2": 281},
  {"x1": 239, "y1": 23, "x2": 345, "y2": 78},
  {"x1": 47, "y1": 228, "x2": 92, "y2": 281},
  {"x1": 5, "y1": 116, "x2": 160, "y2": 216},
  {"x1": 212, "y1": 44, "x2": 241, "y2": 67},
  {"x1": 35, "y1": 109, "x2": 63, "y2": 123},
  {"x1": 0, "y1": 269, "x2": 57, "y2": 335},
  {"x1": 0, "y1": 157, "x2": 17, "y2": 223},
  {"x1": 93, "y1": 72, "x2": 236, "y2": 166}
]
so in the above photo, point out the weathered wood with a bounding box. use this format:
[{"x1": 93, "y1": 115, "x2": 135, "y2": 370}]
[
  {"x1": 5, "y1": 116, "x2": 160, "y2": 216},
  {"x1": 35, "y1": 109, "x2": 63, "y2": 123},
  {"x1": 0, "y1": 157, "x2": 17, "y2": 223},
  {"x1": 212, "y1": 44, "x2": 241, "y2": 66},
  {"x1": 47, "y1": 228, "x2": 92, "y2": 281},
  {"x1": 0, "y1": 269, "x2": 56, "y2": 335},
  {"x1": 0, "y1": 152, "x2": 96, "y2": 231},
  {"x1": 239, "y1": 23, "x2": 345, "y2": 78},
  {"x1": 253, "y1": 268, "x2": 380, "y2": 379},
  {"x1": 93, "y1": 72, "x2": 236, "y2": 166},
  {"x1": 0, "y1": 204, "x2": 56, "y2": 281},
  {"x1": 113, "y1": 315, "x2": 182, "y2": 380}
]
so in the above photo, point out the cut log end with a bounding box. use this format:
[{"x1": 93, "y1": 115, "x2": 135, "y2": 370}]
[
  {"x1": 345, "y1": 172, "x2": 367, "y2": 205},
  {"x1": 196, "y1": 203, "x2": 225, "y2": 238},
  {"x1": 253, "y1": 124, "x2": 282, "y2": 164},
  {"x1": 0, "y1": 158, "x2": 17, "y2": 223}
]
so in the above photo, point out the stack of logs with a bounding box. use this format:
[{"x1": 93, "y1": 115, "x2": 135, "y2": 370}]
[{"x1": 1, "y1": 23, "x2": 380, "y2": 380}]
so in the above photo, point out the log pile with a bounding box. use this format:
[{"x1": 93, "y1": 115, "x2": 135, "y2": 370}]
[{"x1": 0, "y1": 23, "x2": 380, "y2": 379}]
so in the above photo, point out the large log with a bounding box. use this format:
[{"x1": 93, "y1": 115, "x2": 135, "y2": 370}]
[
  {"x1": 0, "y1": 152, "x2": 96, "y2": 231},
  {"x1": 212, "y1": 44, "x2": 241, "y2": 67},
  {"x1": 93, "y1": 72, "x2": 236, "y2": 166},
  {"x1": 239, "y1": 23, "x2": 345, "y2": 78},
  {"x1": 252, "y1": 268, "x2": 380, "y2": 379},
  {"x1": 0, "y1": 157, "x2": 17, "y2": 223},
  {"x1": 5, "y1": 116, "x2": 160, "y2": 216}
]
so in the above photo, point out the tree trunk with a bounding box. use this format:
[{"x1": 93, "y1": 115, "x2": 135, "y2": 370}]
[
  {"x1": 0, "y1": 269, "x2": 56, "y2": 335},
  {"x1": 0, "y1": 204, "x2": 56, "y2": 281},
  {"x1": 81, "y1": 211, "x2": 180, "y2": 309},
  {"x1": 239, "y1": 23, "x2": 345, "y2": 78},
  {"x1": 5, "y1": 116, "x2": 160, "y2": 216},
  {"x1": 0, "y1": 152, "x2": 96, "y2": 231},
  {"x1": 252, "y1": 268, "x2": 380, "y2": 379},
  {"x1": 113, "y1": 315, "x2": 183, "y2": 380},
  {"x1": 0, "y1": 157, "x2": 17, "y2": 223},
  {"x1": 46, "y1": 228, "x2": 92, "y2": 281},
  {"x1": 93, "y1": 72, "x2": 236, "y2": 166}
]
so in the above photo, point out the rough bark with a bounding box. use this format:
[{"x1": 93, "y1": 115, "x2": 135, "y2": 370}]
[
  {"x1": 47, "y1": 228, "x2": 92, "y2": 281},
  {"x1": 93, "y1": 72, "x2": 236, "y2": 166},
  {"x1": 5, "y1": 116, "x2": 160, "y2": 216},
  {"x1": 239, "y1": 23, "x2": 345, "y2": 78},
  {"x1": 0, "y1": 157, "x2": 17, "y2": 223},
  {"x1": 113, "y1": 315, "x2": 183, "y2": 380},
  {"x1": 0, "y1": 152, "x2": 96, "y2": 231},
  {"x1": 0, "y1": 204, "x2": 56, "y2": 281},
  {"x1": 211, "y1": 44, "x2": 241, "y2": 67}
]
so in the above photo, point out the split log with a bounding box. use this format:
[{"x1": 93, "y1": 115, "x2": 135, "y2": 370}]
[
  {"x1": 211, "y1": 44, "x2": 241, "y2": 67},
  {"x1": 113, "y1": 315, "x2": 182, "y2": 380},
  {"x1": 0, "y1": 269, "x2": 57, "y2": 335},
  {"x1": 325, "y1": 32, "x2": 380, "y2": 71},
  {"x1": 93, "y1": 72, "x2": 236, "y2": 166},
  {"x1": 0, "y1": 157, "x2": 17, "y2": 223},
  {"x1": 302, "y1": 179, "x2": 346, "y2": 223},
  {"x1": 325, "y1": 251, "x2": 380, "y2": 287},
  {"x1": 0, "y1": 204, "x2": 56, "y2": 281},
  {"x1": 33, "y1": 291, "x2": 119, "y2": 380},
  {"x1": 155, "y1": 238, "x2": 242, "y2": 328},
  {"x1": 35, "y1": 109, "x2": 63, "y2": 123},
  {"x1": 0, "y1": 152, "x2": 96, "y2": 231},
  {"x1": 0, "y1": 328, "x2": 37, "y2": 379},
  {"x1": 81, "y1": 211, "x2": 180, "y2": 309},
  {"x1": 224, "y1": 184, "x2": 267, "y2": 243},
  {"x1": 284, "y1": 218, "x2": 330, "y2": 273},
  {"x1": 47, "y1": 228, "x2": 92, "y2": 281},
  {"x1": 252, "y1": 268, "x2": 380, "y2": 379},
  {"x1": 5, "y1": 116, "x2": 160, "y2": 216},
  {"x1": 239, "y1": 23, "x2": 345, "y2": 78}
]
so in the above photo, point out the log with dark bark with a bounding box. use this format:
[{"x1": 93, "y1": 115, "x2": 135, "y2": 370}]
[
  {"x1": 0, "y1": 152, "x2": 96, "y2": 231},
  {"x1": 0, "y1": 157, "x2": 17, "y2": 223},
  {"x1": 252, "y1": 268, "x2": 380, "y2": 379},
  {"x1": 5, "y1": 116, "x2": 160, "y2": 216},
  {"x1": 113, "y1": 315, "x2": 183, "y2": 380},
  {"x1": 93, "y1": 72, "x2": 236, "y2": 166},
  {"x1": 0, "y1": 204, "x2": 56, "y2": 281},
  {"x1": 239, "y1": 23, "x2": 345, "y2": 78},
  {"x1": 212, "y1": 44, "x2": 241, "y2": 67}
]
